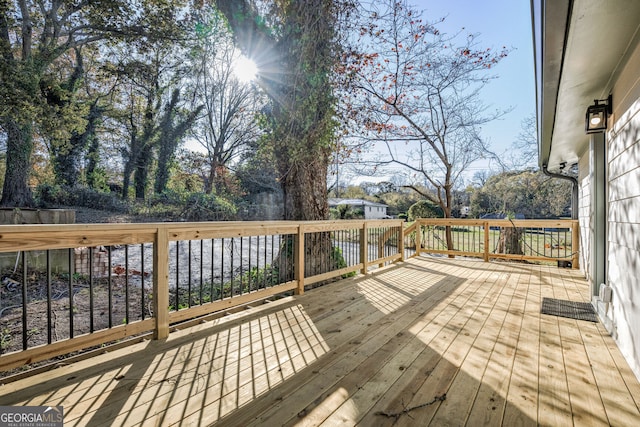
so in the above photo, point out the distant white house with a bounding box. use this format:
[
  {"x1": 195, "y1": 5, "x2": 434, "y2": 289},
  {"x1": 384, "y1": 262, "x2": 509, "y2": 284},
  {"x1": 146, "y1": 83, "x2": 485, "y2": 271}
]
[{"x1": 328, "y1": 198, "x2": 390, "y2": 219}]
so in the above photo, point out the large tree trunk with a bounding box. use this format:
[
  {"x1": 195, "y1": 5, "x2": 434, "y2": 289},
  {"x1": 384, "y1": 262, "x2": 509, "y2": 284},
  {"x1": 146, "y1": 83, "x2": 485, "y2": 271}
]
[
  {"x1": 282, "y1": 160, "x2": 330, "y2": 221},
  {"x1": 215, "y1": 0, "x2": 335, "y2": 223},
  {"x1": 216, "y1": 0, "x2": 336, "y2": 284},
  {"x1": 497, "y1": 227, "x2": 524, "y2": 255},
  {"x1": 134, "y1": 144, "x2": 153, "y2": 200},
  {"x1": 52, "y1": 131, "x2": 86, "y2": 187},
  {"x1": 85, "y1": 105, "x2": 103, "y2": 190},
  {"x1": 154, "y1": 145, "x2": 171, "y2": 194},
  {"x1": 0, "y1": 119, "x2": 35, "y2": 207}
]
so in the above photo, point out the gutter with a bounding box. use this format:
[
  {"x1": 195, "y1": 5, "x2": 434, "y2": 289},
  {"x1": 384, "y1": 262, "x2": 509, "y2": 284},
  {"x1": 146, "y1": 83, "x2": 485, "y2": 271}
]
[{"x1": 542, "y1": 164, "x2": 578, "y2": 220}]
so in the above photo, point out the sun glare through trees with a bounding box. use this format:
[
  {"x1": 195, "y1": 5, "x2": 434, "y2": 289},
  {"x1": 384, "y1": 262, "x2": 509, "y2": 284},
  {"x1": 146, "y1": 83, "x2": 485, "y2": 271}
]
[{"x1": 233, "y1": 55, "x2": 259, "y2": 83}]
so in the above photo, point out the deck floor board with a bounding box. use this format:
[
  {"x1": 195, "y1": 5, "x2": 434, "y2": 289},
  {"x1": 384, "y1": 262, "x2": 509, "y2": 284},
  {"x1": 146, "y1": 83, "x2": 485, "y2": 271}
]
[{"x1": 1, "y1": 257, "x2": 639, "y2": 426}]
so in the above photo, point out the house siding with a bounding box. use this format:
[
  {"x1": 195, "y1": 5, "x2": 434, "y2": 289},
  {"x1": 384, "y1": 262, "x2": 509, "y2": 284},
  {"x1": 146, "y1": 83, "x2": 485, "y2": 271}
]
[
  {"x1": 606, "y1": 95, "x2": 640, "y2": 381},
  {"x1": 578, "y1": 154, "x2": 591, "y2": 283}
]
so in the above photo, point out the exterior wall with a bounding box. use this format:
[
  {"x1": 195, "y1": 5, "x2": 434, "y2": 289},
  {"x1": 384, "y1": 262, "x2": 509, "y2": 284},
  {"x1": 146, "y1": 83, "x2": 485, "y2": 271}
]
[
  {"x1": 606, "y1": 95, "x2": 640, "y2": 381},
  {"x1": 364, "y1": 205, "x2": 388, "y2": 220},
  {"x1": 578, "y1": 154, "x2": 591, "y2": 282},
  {"x1": 329, "y1": 199, "x2": 389, "y2": 220}
]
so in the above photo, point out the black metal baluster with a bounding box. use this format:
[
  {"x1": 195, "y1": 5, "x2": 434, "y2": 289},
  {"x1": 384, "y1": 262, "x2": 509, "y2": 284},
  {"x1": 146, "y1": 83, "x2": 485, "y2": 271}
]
[
  {"x1": 263, "y1": 235, "x2": 267, "y2": 288},
  {"x1": 230, "y1": 238, "x2": 235, "y2": 296},
  {"x1": 240, "y1": 237, "x2": 244, "y2": 294},
  {"x1": 200, "y1": 239, "x2": 204, "y2": 304},
  {"x1": 68, "y1": 248, "x2": 74, "y2": 338},
  {"x1": 221, "y1": 238, "x2": 225, "y2": 299},
  {"x1": 46, "y1": 250, "x2": 52, "y2": 344},
  {"x1": 141, "y1": 244, "x2": 145, "y2": 319},
  {"x1": 188, "y1": 240, "x2": 192, "y2": 308},
  {"x1": 211, "y1": 238, "x2": 215, "y2": 301},
  {"x1": 108, "y1": 246, "x2": 112, "y2": 328},
  {"x1": 125, "y1": 245, "x2": 130, "y2": 323},
  {"x1": 271, "y1": 235, "x2": 275, "y2": 286},
  {"x1": 248, "y1": 236, "x2": 252, "y2": 293},
  {"x1": 22, "y1": 252, "x2": 28, "y2": 350},
  {"x1": 89, "y1": 247, "x2": 94, "y2": 333},
  {"x1": 175, "y1": 241, "x2": 180, "y2": 310},
  {"x1": 255, "y1": 235, "x2": 260, "y2": 290}
]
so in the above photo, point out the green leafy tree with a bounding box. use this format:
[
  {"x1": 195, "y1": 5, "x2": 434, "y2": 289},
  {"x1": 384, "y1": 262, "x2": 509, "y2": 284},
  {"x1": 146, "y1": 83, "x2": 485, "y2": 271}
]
[
  {"x1": 470, "y1": 170, "x2": 572, "y2": 219},
  {"x1": 0, "y1": 0, "x2": 187, "y2": 207},
  {"x1": 154, "y1": 89, "x2": 203, "y2": 195}
]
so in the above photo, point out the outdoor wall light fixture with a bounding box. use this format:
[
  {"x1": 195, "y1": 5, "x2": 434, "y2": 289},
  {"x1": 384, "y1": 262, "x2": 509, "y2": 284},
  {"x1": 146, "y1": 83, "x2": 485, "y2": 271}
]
[{"x1": 585, "y1": 94, "x2": 612, "y2": 134}]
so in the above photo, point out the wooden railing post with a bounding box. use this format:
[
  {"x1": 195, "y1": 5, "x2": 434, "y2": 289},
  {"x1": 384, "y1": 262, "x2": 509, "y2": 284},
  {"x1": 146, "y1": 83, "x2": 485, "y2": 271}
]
[
  {"x1": 361, "y1": 221, "x2": 368, "y2": 274},
  {"x1": 415, "y1": 221, "x2": 422, "y2": 257},
  {"x1": 295, "y1": 225, "x2": 305, "y2": 295},
  {"x1": 571, "y1": 220, "x2": 580, "y2": 269},
  {"x1": 483, "y1": 221, "x2": 490, "y2": 263},
  {"x1": 153, "y1": 226, "x2": 169, "y2": 340}
]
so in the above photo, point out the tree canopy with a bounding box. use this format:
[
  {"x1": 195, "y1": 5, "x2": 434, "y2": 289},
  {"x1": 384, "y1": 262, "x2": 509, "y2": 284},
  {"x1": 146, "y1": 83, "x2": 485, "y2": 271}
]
[
  {"x1": 0, "y1": 0, "x2": 189, "y2": 206},
  {"x1": 470, "y1": 170, "x2": 572, "y2": 219},
  {"x1": 0, "y1": 1, "x2": 566, "y2": 227},
  {"x1": 341, "y1": 0, "x2": 509, "y2": 219}
]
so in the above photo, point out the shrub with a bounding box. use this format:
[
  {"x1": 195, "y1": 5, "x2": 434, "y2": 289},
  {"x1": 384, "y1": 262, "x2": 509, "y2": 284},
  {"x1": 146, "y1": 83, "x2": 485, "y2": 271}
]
[
  {"x1": 179, "y1": 193, "x2": 238, "y2": 221},
  {"x1": 407, "y1": 200, "x2": 443, "y2": 221},
  {"x1": 36, "y1": 184, "x2": 128, "y2": 212}
]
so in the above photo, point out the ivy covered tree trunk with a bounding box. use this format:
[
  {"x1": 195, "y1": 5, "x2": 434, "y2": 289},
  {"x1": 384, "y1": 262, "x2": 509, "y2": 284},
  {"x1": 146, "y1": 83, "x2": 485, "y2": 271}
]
[
  {"x1": 54, "y1": 100, "x2": 102, "y2": 188},
  {"x1": 134, "y1": 143, "x2": 154, "y2": 200},
  {"x1": 215, "y1": 0, "x2": 339, "y2": 282},
  {"x1": 154, "y1": 89, "x2": 202, "y2": 195},
  {"x1": 123, "y1": 93, "x2": 157, "y2": 200},
  {"x1": 84, "y1": 103, "x2": 104, "y2": 190},
  {"x1": 280, "y1": 151, "x2": 330, "y2": 221},
  {"x1": 0, "y1": 120, "x2": 35, "y2": 207},
  {"x1": 215, "y1": 0, "x2": 336, "y2": 222}
]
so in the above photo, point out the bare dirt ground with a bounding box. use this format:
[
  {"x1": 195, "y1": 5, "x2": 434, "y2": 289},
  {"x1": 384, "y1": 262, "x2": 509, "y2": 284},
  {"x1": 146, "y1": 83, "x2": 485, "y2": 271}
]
[
  {"x1": 1, "y1": 207, "x2": 279, "y2": 376},
  {"x1": 0, "y1": 207, "x2": 163, "y2": 377}
]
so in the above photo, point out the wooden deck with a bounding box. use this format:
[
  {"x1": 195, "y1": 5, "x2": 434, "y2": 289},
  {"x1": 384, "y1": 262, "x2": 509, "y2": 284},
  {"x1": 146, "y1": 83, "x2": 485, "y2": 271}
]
[{"x1": 1, "y1": 256, "x2": 639, "y2": 426}]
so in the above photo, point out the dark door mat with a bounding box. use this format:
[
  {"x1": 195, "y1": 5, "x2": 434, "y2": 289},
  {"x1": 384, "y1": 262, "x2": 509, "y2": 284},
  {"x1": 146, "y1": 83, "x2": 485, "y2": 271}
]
[{"x1": 541, "y1": 297, "x2": 598, "y2": 322}]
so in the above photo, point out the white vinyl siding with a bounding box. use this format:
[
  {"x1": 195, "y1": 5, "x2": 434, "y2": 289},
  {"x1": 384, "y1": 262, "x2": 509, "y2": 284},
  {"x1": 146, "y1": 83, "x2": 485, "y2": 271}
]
[
  {"x1": 578, "y1": 154, "x2": 591, "y2": 282},
  {"x1": 606, "y1": 96, "x2": 640, "y2": 381}
]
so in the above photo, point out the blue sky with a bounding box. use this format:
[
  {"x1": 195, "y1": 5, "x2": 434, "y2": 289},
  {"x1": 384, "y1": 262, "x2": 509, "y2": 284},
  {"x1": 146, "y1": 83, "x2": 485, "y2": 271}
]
[{"x1": 415, "y1": 0, "x2": 536, "y2": 168}]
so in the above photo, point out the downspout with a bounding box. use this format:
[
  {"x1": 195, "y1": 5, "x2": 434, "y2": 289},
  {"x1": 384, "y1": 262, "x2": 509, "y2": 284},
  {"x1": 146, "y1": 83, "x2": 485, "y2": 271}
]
[{"x1": 542, "y1": 164, "x2": 578, "y2": 220}]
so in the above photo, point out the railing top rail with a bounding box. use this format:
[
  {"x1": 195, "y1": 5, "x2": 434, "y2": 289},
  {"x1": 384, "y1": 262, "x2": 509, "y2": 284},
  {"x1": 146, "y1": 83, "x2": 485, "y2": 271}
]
[
  {"x1": 0, "y1": 218, "x2": 405, "y2": 253},
  {"x1": 413, "y1": 218, "x2": 578, "y2": 227},
  {"x1": 0, "y1": 218, "x2": 403, "y2": 232}
]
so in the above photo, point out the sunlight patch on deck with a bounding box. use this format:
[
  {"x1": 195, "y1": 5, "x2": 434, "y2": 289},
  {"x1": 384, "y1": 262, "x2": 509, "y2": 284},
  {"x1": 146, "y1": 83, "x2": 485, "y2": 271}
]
[
  {"x1": 356, "y1": 268, "x2": 447, "y2": 315},
  {"x1": 356, "y1": 279, "x2": 411, "y2": 314},
  {"x1": 59, "y1": 304, "x2": 331, "y2": 426}
]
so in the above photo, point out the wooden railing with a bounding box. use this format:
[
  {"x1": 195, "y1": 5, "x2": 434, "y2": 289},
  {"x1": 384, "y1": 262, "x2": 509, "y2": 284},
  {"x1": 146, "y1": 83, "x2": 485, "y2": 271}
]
[
  {"x1": 0, "y1": 217, "x2": 579, "y2": 372},
  {"x1": 0, "y1": 219, "x2": 403, "y2": 372},
  {"x1": 403, "y1": 218, "x2": 579, "y2": 268}
]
